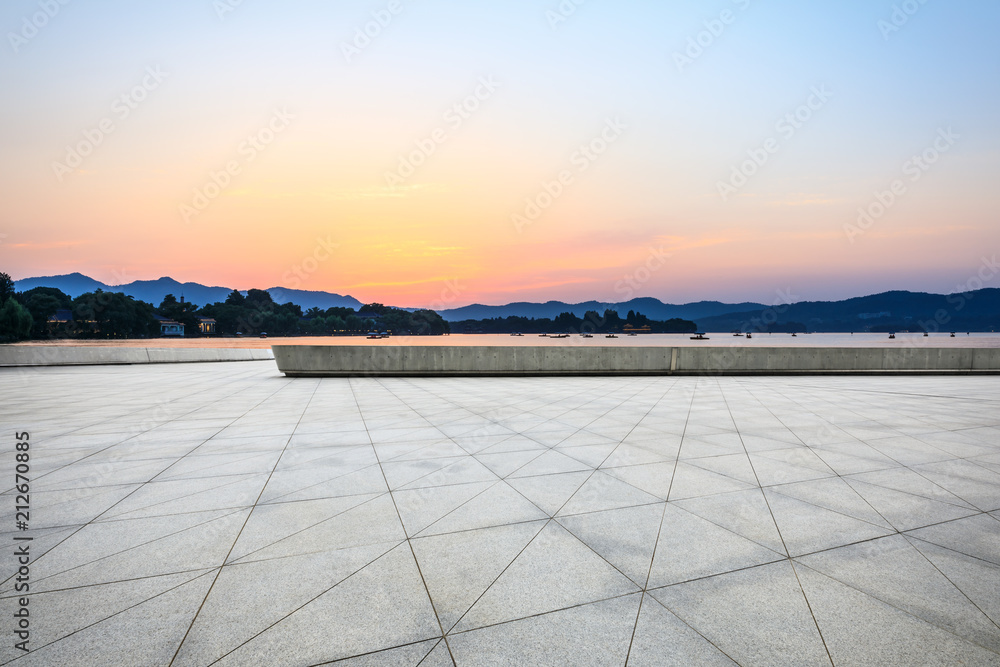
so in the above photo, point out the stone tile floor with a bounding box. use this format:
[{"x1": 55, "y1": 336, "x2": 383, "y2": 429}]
[{"x1": 1, "y1": 360, "x2": 999, "y2": 665}]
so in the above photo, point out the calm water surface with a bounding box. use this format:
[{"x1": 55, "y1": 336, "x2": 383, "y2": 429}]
[{"x1": 14, "y1": 332, "x2": 1000, "y2": 349}]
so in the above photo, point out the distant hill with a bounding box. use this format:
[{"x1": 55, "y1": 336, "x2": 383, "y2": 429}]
[
  {"x1": 438, "y1": 298, "x2": 767, "y2": 322},
  {"x1": 106, "y1": 277, "x2": 236, "y2": 307},
  {"x1": 695, "y1": 289, "x2": 1000, "y2": 332},
  {"x1": 266, "y1": 286, "x2": 363, "y2": 310},
  {"x1": 13, "y1": 274, "x2": 362, "y2": 311},
  {"x1": 13, "y1": 274, "x2": 1000, "y2": 331},
  {"x1": 14, "y1": 272, "x2": 107, "y2": 296}
]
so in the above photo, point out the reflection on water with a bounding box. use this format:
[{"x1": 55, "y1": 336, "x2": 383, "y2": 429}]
[{"x1": 11, "y1": 332, "x2": 1000, "y2": 349}]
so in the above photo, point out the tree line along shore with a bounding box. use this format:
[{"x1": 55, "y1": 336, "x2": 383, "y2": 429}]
[{"x1": 0, "y1": 273, "x2": 698, "y2": 342}]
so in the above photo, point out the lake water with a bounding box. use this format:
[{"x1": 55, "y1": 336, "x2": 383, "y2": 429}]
[{"x1": 13, "y1": 332, "x2": 1000, "y2": 349}]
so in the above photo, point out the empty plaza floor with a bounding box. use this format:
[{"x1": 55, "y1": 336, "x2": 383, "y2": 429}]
[{"x1": 1, "y1": 360, "x2": 999, "y2": 666}]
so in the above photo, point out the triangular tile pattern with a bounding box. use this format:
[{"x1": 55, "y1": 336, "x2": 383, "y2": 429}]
[
  {"x1": 449, "y1": 593, "x2": 641, "y2": 666},
  {"x1": 795, "y1": 562, "x2": 1000, "y2": 665},
  {"x1": 556, "y1": 471, "x2": 662, "y2": 516},
  {"x1": 648, "y1": 504, "x2": 785, "y2": 587},
  {"x1": 9, "y1": 570, "x2": 217, "y2": 666},
  {"x1": 452, "y1": 521, "x2": 640, "y2": 632},
  {"x1": 5, "y1": 569, "x2": 214, "y2": 665},
  {"x1": 210, "y1": 543, "x2": 442, "y2": 665},
  {"x1": 326, "y1": 639, "x2": 442, "y2": 666},
  {"x1": 173, "y1": 542, "x2": 397, "y2": 665},
  {"x1": 418, "y1": 481, "x2": 548, "y2": 536},
  {"x1": 557, "y1": 503, "x2": 666, "y2": 586},
  {"x1": 649, "y1": 560, "x2": 831, "y2": 665},
  {"x1": 505, "y1": 470, "x2": 591, "y2": 516},
  {"x1": 797, "y1": 535, "x2": 1000, "y2": 653},
  {"x1": 8, "y1": 368, "x2": 1000, "y2": 665},
  {"x1": 410, "y1": 521, "x2": 546, "y2": 631},
  {"x1": 763, "y1": 488, "x2": 895, "y2": 556},
  {"x1": 673, "y1": 488, "x2": 786, "y2": 554},
  {"x1": 627, "y1": 594, "x2": 739, "y2": 666}
]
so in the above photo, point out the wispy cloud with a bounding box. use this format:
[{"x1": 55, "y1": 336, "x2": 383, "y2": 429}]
[
  {"x1": 346, "y1": 276, "x2": 457, "y2": 289},
  {"x1": 6, "y1": 240, "x2": 90, "y2": 250}
]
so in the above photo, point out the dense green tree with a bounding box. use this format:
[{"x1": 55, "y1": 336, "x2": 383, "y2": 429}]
[
  {"x1": 17, "y1": 287, "x2": 72, "y2": 338},
  {"x1": 452, "y1": 310, "x2": 694, "y2": 334},
  {"x1": 662, "y1": 318, "x2": 697, "y2": 333},
  {"x1": 0, "y1": 278, "x2": 453, "y2": 339},
  {"x1": 324, "y1": 306, "x2": 356, "y2": 320},
  {"x1": 345, "y1": 314, "x2": 364, "y2": 332},
  {"x1": 72, "y1": 291, "x2": 158, "y2": 338},
  {"x1": 303, "y1": 315, "x2": 327, "y2": 334},
  {"x1": 199, "y1": 303, "x2": 246, "y2": 335},
  {"x1": 245, "y1": 289, "x2": 273, "y2": 311},
  {"x1": 0, "y1": 272, "x2": 14, "y2": 304},
  {"x1": 359, "y1": 303, "x2": 389, "y2": 317},
  {"x1": 157, "y1": 294, "x2": 201, "y2": 336},
  {"x1": 263, "y1": 309, "x2": 298, "y2": 334},
  {"x1": 409, "y1": 309, "x2": 450, "y2": 335},
  {"x1": 277, "y1": 301, "x2": 302, "y2": 319},
  {"x1": 224, "y1": 289, "x2": 245, "y2": 306},
  {"x1": 0, "y1": 298, "x2": 32, "y2": 342},
  {"x1": 553, "y1": 312, "x2": 581, "y2": 331},
  {"x1": 603, "y1": 309, "x2": 623, "y2": 331}
]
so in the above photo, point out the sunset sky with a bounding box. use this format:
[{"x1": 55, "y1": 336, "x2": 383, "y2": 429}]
[{"x1": 1, "y1": 0, "x2": 998, "y2": 307}]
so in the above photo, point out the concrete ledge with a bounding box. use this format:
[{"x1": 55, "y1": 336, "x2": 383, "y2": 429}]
[
  {"x1": 0, "y1": 346, "x2": 274, "y2": 367},
  {"x1": 272, "y1": 345, "x2": 1000, "y2": 376}
]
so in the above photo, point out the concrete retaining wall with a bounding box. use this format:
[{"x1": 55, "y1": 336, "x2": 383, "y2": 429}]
[
  {"x1": 272, "y1": 345, "x2": 1000, "y2": 376},
  {"x1": 0, "y1": 346, "x2": 274, "y2": 367}
]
